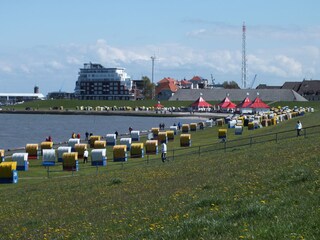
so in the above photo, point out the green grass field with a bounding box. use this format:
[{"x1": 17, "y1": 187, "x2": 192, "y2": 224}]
[
  {"x1": 8, "y1": 99, "x2": 320, "y2": 111},
  {"x1": 1, "y1": 105, "x2": 320, "y2": 239}
]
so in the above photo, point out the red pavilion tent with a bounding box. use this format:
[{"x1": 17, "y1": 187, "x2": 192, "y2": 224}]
[
  {"x1": 249, "y1": 97, "x2": 270, "y2": 112},
  {"x1": 236, "y1": 97, "x2": 252, "y2": 113},
  {"x1": 217, "y1": 97, "x2": 236, "y2": 109},
  {"x1": 236, "y1": 97, "x2": 252, "y2": 108},
  {"x1": 190, "y1": 96, "x2": 213, "y2": 110},
  {"x1": 154, "y1": 103, "x2": 164, "y2": 108}
]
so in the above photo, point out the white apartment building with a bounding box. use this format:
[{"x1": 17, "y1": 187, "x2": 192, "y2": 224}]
[{"x1": 75, "y1": 63, "x2": 134, "y2": 100}]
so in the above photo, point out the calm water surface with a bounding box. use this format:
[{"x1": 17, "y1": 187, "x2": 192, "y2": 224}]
[{"x1": 0, "y1": 114, "x2": 204, "y2": 150}]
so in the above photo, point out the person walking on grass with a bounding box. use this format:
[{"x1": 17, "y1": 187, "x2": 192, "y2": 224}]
[
  {"x1": 296, "y1": 120, "x2": 302, "y2": 137},
  {"x1": 83, "y1": 149, "x2": 89, "y2": 163},
  {"x1": 161, "y1": 142, "x2": 167, "y2": 162}
]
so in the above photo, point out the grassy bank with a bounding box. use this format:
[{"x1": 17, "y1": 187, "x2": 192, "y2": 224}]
[
  {"x1": 8, "y1": 99, "x2": 320, "y2": 111},
  {"x1": 11, "y1": 99, "x2": 196, "y2": 110},
  {"x1": 0, "y1": 108, "x2": 319, "y2": 239}
]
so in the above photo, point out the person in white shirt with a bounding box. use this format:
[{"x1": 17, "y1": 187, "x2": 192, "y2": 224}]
[
  {"x1": 83, "y1": 149, "x2": 89, "y2": 163},
  {"x1": 161, "y1": 142, "x2": 167, "y2": 162},
  {"x1": 296, "y1": 120, "x2": 302, "y2": 137}
]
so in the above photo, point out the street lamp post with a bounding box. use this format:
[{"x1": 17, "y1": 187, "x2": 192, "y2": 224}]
[{"x1": 151, "y1": 55, "x2": 156, "y2": 99}]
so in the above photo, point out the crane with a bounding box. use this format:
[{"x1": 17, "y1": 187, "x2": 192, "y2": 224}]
[
  {"x1": 249, "y1": 74, "x2": 257, "y2": 89},
  {"x1": 210, "y1": 74, "x2": 215, "y2": 85}
]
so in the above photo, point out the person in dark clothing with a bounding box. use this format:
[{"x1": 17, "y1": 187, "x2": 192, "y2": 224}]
[{"x1": 85, "y1": 131, "x2": 89, "y2": 141}]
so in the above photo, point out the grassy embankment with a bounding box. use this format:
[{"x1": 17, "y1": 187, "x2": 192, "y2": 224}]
[
  {"x1": 0, "y1": 104, "x2": 320, "y2": 239},
  {"x1": 10, "y1": 99, "x2": 195, "y2": 110},
  {"x1": 9, "y1": 99, "x2": 320, "y2": 111}
]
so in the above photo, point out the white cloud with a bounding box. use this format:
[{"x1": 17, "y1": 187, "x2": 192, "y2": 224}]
[
  {"x1": 90, "y1": 39, "x2": 149, "y2": 65},
  {"x1": 186, "y1": 29, "x2": 207, "y2": 37},
  {"x1": 66, "y1": 56, "x2": 81, "y2": 65},
  {"x1": 1, "y1": 35, "x2": 320, "y2": 94},
  {"x1": 20, "y1": 64, "x2": 30, "y2": 73},
  {"x1": 47, "y1": 60, "x2": 64, "y2": 70},
  {"x1": 301, "y1": 46, "x2": 320, "y2": 59},
  {"x1": 0, "y1": 63, "x2": 12, "y2": 73},
  {"x1": 246, "y1": 52, "x2": 305, "y2": 79},
  {"x1": 274, "y1": 55, "x2": 302, "y2": 77}
]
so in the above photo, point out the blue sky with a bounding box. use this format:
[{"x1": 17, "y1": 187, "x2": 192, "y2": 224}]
[{"x1": 1, "y1": 0, "x2": 320, "y2": 94}]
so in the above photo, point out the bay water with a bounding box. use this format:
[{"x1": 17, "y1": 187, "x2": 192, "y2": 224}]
[{"x1": 0, "y1": 114, "x2": 204, "y2": 150}]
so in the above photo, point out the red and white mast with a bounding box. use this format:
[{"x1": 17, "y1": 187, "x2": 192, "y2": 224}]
[{"x1": 241, "y1": 22, "x2": 247, "y2": 89}]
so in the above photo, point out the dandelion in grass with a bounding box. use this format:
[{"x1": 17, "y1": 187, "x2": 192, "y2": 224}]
[{"x1": 149, "y1": 223, "x2": 156, "y2": 231}]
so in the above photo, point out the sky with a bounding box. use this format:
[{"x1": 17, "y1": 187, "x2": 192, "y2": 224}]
[{"x1": 1, "y1": 0, "x2": 320, "y2": 95}]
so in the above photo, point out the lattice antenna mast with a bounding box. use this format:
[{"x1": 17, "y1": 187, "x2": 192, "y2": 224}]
[{"x1": 241, "y1": 22, "x2": 247, "y2": 89}]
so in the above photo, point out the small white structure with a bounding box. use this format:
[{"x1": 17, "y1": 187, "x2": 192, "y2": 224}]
[
  {"x1": 12, "y1": 153, "x2": 29, "y2": 171},
  {"x1": 68, "y1": 138, "x2": 80, "y2": 150},
  {"x1": 91, "y1": 149, "x2": 107, "y2": 166},
  {"x1": 278, "y1": 114, "x2": 285, "y2": 123},
  {"x1": 252, "y1": 120, "x2": 261, "y2": 129},
  {"x1": 286, "y1": 112, "x2": 292, "y2": 120},
  {"x1": 120, "y1": 138, "x2": 132, "y2": 151},
  {"x1": 235, "y1": 125, "x2": 243, "y2": 135},
  {"x1": 42, "y1": 149, "x2": 56, "y2": 166},
  {"x1": 236, "y1": 120, "x2": 243, "y2": 126},
  {"x1": 228, "y1": 120, "x2": 237, "y2": 128},
  {"x1": 131, "y1": 130, "x2": 140, "y2": 141},
  {"x1": 57, "y1": 146, "x2": 72, "y2": 162},
  {"x1": 170, "y1": 126, "x2": 178, "y2": 135},
  {"x1": 205, "y1": 119, "x2": 213, "y2": 127},
  {"x1": 106, "y1": 134, "x2": 117, "y2": 146}
]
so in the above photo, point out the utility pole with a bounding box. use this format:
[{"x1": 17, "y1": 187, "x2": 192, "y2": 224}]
[
  {"x1": 241, "y1": 22, "x2": 247, "y2": 89},
  {"x1": 151, "y1": 55, "x2": 156, "y2": 84},
  {"x1": 151, "y1": 55, "x2": 156, "y2": 99}
]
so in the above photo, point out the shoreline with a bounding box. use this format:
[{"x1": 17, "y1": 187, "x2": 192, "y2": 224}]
[
  {"x1": 0, "y1": 110, "x2": 230, "y2": 153},
  {"x1": 0, "y1": 109, "x2": 230, "y2": 119}
]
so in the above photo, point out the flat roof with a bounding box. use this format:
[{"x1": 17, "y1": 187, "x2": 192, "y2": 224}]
[{"x1": 0, "y1": 93, "x2": 45, "y2": 98}]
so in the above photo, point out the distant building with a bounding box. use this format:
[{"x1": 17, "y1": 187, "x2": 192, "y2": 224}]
[
  {"x1": 256, "y1": 84, "x2": 281, "y2": 90},
  {"x1": 177, "y1": 76, "x2": 210, "y2": 90},
  {"x1": 34, "y1": 85, "x2": 40, "y2": 93},
  {"x1": 281, "y1": 80, "x2": 320, "y2": 101},
  {"x1": 0, "y1": 93, "x2": 45, "y2": 104},
  {"x1": 258, "y1": 79, "x2": 320, "y2": 101},
  {"x1": 132, "y1": 79, "x2": 145, "y2": 100},
  {"x1": 281, "y1": 82, "x2": 301, "y2": 92},
  {"x1": 155, "y1": 77, "x2": 179, "y2": 100},
  {"x1": 170, "y1": 89, "x2": 307, "y2": 102},
  {"x1": 179, "y1": 79, "x2": 192, "y2": 89},
  {"x1": 74, "y1": 63, "x2": 134, "y2": 100},
  {"x1": 47, "y1": 91, "x2": 75, "y2": 100},
  {"x1": 0, "y1": 86, "x2": 45, "y2": 104},
  {"x1": 189, "y1": 76, "x2": 208, "y2": 89}
]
